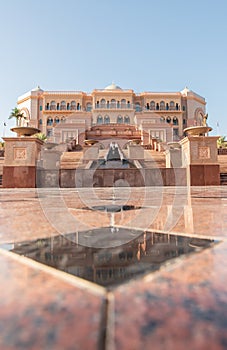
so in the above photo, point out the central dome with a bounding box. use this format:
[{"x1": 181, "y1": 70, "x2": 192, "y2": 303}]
[{"x1": 104, "y1": 83, "x2": 122, "y2": 90}]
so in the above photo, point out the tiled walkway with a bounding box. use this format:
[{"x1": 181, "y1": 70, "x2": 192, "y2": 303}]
[{"x1": 1, "y1": 186, "x2": 227, "y2": 349}]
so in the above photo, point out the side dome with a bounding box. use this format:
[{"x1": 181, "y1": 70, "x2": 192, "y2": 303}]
[
  {"x1": 31, "y1": 86, "x2": 43, "y2": 92},
  {"x1": 104, "y1": 83, "x2": 122, "y2": 90}
]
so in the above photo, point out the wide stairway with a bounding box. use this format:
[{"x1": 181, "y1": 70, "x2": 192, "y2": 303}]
[
  {"x1": 218, "y1": 154, "x2": 227, "y2": 185},
  {"x1": 60, "y1": 152, "x2": 85, "y2": 169},
  {"x1": 138, "y1": 149, "x2": 166, "y2": 169}
]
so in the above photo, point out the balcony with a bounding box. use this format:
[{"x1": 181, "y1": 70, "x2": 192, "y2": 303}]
[
  {"x1": 44, "y1": 106, "x2": 82, "y2": 112},
  {"x1": 144, "y1": 107, "x2": 181, "y2": 113},
  {"x1": 86, "y1": 124, "x2": 141, "y2": 141},
  {"x1": 95, "y1": 102, "x2": 134, "y2": 110}
]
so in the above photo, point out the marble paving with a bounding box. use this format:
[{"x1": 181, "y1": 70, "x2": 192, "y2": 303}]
[{"x1": 0, "y1": 186, "x2": 227, "y2": 349}]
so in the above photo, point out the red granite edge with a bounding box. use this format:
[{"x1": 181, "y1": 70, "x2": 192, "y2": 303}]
[
  {"x1": 108, "y1": 240, "x2": 227, "y2": 350},
  {"x1": 0, "y1": 248, "x2": 108, "y2": 350}
]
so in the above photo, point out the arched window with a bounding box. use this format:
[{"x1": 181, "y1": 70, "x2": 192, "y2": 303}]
[
  {"x1": 170, "y1": 101, "x2": 175, "y2": 110},
  {"x1": 160, "y1": 117, "x2": 165, "y2": 123},
  {"x1": 47, "y1": 117, "x2": 53, "y2": 126},
  {"x1": 135, "y1": 103, "x2": 141, "y2": 112},
  {"x1": 77, "y1": 103, "x2": 81, "y2": 110},
  {"x1": 166, "y1": 103, "x2": 169, "y2": 110},
  {"x1": 110, "y1": 99, "x2": 116, "y2": 108},
  {"x1": 166, "y1": 117, "x2": 171, "y2": 123},
  {"x1": 119, "y1": 252, "x2": 126, "y2": 260},
  {"x1": 100, "y1": 99, "x2": 106, "y2": 108},
  {"x1": 60, "y1": 101, "x2": 66, "y2": 110},
  {"x1": 127, "y1": 251, "x2": 133, "y2": 260},
  {"x1": 117, "y1": 115, "x2": 123, "y2": 124},
  {"x1": 117, "y1": 101, "x2": 120, "y2": 108},
  {"x1": 57, "y1": 103, "x2": 60, "y2": 110},
  {"x1": 39, "y1": 119, "x2": 42, "y2": 125},
  {"x1": 61, "y1": 117, "x2": 66, "y2": 123},
  {"x1": 127, "y1": 101, "x2": 130, "y2": 108},
  {"x1": 156, "y1": 103, "x2": 159, "y2": 110},
  {"x1": 173, "y1": 117, "x2": 178, "y2": 125},
  {"x1": 96, "y1": 101, "x2": 100, "y2": 108},
  {"x1": 97, "y1": 115, "x2": 103, "y2": 124},
  {"x1": 47, "y1": 129, "x2": 53, "y2": 137},
  {"x1": 104, "y1": 115, "x2": 110, "y2": 124},
  {"x1": 173, "y1": 128, "x2": 179, "y2": 140},
  {"x1": 176, "y1": 103, "x2": 179, "y2": 110},
  {"x1": 86, "y1": 103, "x2": 92, "y2": 111},
  {"x1": 50, "y1": 101, "x2": 56, "y2": 110},
  {"x1": 124, "y1": 116, "x2": 130, "y2": 124},
  {"x1": 71, "y1": 101, "x2": 76, "y2": 110},
  {"x1": 55, "y1": 117, "x2": 60, "y2": 124},
  {"x1": 160, "y1": 101, "x2": 165, "y2": 110},
  {"x1": 146, "y1": 103, "x2": 150, "y2": 110},
  {"x1": 150, "y1": 101, "x2": 155, "y2": 110},
  {"x1": 107, "y1": 101, "x2": 110, "y2": 109},
  {"x1": 46, "y1": 103, "x2": 49, "y2": 110},
  {"x1": 67, "y1": 103, "x2": 70, "y2": 110},
  {"x1": 196, "y1": 112, "x2": 203, "y2": 126},
  {"x1": 121, "y1": 99, "x2": 126, "y2": 108}
]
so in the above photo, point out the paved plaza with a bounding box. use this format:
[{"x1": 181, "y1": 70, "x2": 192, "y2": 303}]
[{"x1": 0, "y1": 186, "x2": 227, "y2": 349}]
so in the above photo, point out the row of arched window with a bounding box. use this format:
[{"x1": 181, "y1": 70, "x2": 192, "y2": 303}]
[
  {"x1": 160, "y1": 116, "x2": 179, "y2": 125},
  {"x1": 44, "y1": 115, "x2": 178, "y2": 127},
  {"x1": 96, "y1": 115, "x2": 130, "y2": 125},
  {"x1": 44, "y1": 115, "x2": 178, "y2": 126},
  {"x1": 45, "y1": 117, "x2": 66, "y2": 126},
  {"x1": 44, "y1": 99, "x2": 181, "y2": 112},
  {"x1": 45, "y1": 101, "x2": 82, "y2": 111},
  {"x1": 96, "y1": 99, "x2": 131, "y2": 109},
  {"x1": 146, "y1": 101, "x2": 180, "y2": 111},
  {"x1": 95, "y1": 100, "x2": 181, "y2": 111}
]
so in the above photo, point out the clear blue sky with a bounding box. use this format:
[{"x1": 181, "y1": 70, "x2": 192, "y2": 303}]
[{"x1": 0, "y1": 0, "x2": 227, "y2": 138}]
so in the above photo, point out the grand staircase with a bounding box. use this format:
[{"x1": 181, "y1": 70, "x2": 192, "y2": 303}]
[
  {"x1": 143, "y1": 149, "x2": 166, "y2": 168},
  {"x1": 60, "y1": 152, "x2": 85, "y2": 169},
  {"x1": 218, "y1": 154, "x2": 227, "y2": 185}
]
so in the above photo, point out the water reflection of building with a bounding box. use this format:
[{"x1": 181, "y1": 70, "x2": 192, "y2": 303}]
[
  {"x1": 17, "y1": 84, "x2": 206, "y2": 145},
  {"x1": 12, "y1": 231, "x2": 213, "y2": 287}
]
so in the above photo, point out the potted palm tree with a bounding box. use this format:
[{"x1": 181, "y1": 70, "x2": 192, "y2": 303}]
[
  {"x1": 0, "y1": 141, "x2": 4, "y2": 157},
  {"x1": 35, "y1": 133, "x2": 47, "y2": 142},
  {"x1": 8, "y1": 107, "x2": 25, "y2": 126},
  {"x1": 9, "y1": 107, "x2": 40, "y2": 137},
  {"x1": 217, "y1": 136, "x2": 227, "y2": 149}
]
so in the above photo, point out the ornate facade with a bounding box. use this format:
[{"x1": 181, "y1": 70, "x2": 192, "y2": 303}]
[{"x1": 17, "y1": 83, "x2": 206, "y2": 145}]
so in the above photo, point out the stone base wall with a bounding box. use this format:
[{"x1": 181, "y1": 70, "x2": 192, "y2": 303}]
[
  {"x1": 188, "y1": 164, "x2": 220, "y2": 186},
  {"x1": 3, "y1": 166, "x2": 36, "y2": 188},
  {"x1": 3, "y1": 165, "x2": 220, "y2": 188},
  {"x1": 36, "y1": 169, "x2": 60, "y2": 187},
  {"x1": 59, "y1": 168, "x2": 187, "y2": 188}
]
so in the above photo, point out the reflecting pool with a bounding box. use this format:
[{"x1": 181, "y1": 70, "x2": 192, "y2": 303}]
[{"x1": 1, "y1": 229, "x2": 216, "y2": 288}]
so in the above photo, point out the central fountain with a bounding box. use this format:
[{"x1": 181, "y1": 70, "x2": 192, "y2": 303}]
[{"x1": 96, "y1": 142, "x2": 130, "y2": 169}]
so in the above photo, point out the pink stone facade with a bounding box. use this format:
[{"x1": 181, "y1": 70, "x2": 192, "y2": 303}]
[{"x1": 17, "y1": 84, "x2": 206, "y2": 146}]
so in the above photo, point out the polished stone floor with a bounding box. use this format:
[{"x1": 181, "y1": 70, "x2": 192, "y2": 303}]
[{"x1": 0, "y1": 186, "x2": 227, "y2": 349}]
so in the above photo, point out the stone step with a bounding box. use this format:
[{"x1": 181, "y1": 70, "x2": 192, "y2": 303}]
[
  {"x1": 220, "y1": 173, "x2": 227, "y2": 185},
  {"x1": 218, "y1": 155, "x2": 227, "y2": 173},
  {"x1": 143, "y1": 150, "x2": 166, "y2": 168},
  {"x1": 60, "y1": 152, "x2": 85, "y2": 169}
]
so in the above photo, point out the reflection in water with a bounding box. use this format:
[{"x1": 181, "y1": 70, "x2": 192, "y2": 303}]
[{"x1": 6, "y1": 230, "x2": 215, "y2": 288}]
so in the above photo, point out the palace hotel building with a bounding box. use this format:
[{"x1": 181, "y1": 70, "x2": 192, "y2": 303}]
[{"x1": 17, "y1": 83, "x2": 206, "y2": 145}]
